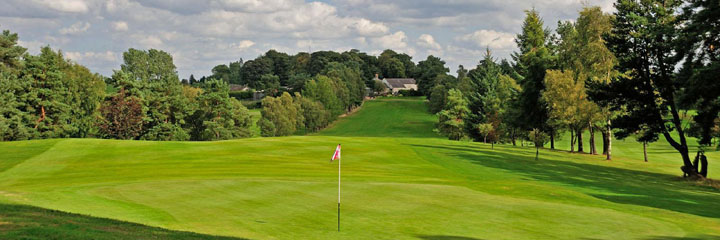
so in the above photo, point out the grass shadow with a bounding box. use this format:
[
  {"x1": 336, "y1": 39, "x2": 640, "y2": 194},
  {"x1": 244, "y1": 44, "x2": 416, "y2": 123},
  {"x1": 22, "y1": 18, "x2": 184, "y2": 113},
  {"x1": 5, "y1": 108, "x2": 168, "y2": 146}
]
[
  {"x1": 410, "y1": 144, "x2": 720, "y2": 219},
  {"x1": 0, "y1": 203, "x2": 246, "y2": 240}
]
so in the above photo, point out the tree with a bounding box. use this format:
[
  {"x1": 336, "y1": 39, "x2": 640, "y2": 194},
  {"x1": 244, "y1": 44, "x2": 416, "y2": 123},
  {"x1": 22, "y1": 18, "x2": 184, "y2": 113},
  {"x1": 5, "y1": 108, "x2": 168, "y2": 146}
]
[
  {"x1": 416, "y1": 55, "x2": 449, "y2": 95},
  {"x1": 0, "y1": 29, "x2": 26, "y2": 73},
  {"x1": 676, "y1": 0, "x2": 720, "y2": 149},
  {"x1": 543, "y1": 70, "x2": 600, "y2": 153},
  {"x1": 210, "y1": 64, "x2": 231, "y2": 83},
  {"x1": 258, "y1": 92, "x2": 301, "y2": 137},
  {"x1": 242, "y1": 57, "x2": 273, "y2": 89},
  {"x1": 188, "y1": 79, "x2": 252, "y2": 140},
  {"x1": 437, "y1": 89, "x2": 470, "y2": 140},
  {"x1": 594, "y1": 0, "x2": 693, "y2": 175},
  {"x1": 477, "y1": 123, "x2": 494, "y2": 144},
  {"x1": 265, "y1": 50, "x2": 291, "y2": 85},
  {"x1": 428, "y1": 84, "x2": 448, "y2": 114},
  {"x1": 296, "y1": 94, "x2": 330, "y2": 132},
  {"x1": 322, "y1": 62, "x2": 365, "y2": 109},
  {"x1": 118, "y1": 48, "x2": 191, "y2": 140},
  {"x1": 0, "y1": 28, "x2": 34, "y2": 141},
  {"x1": 529, "y1": 128, "x2": 549, "y2": 160},
  {"x1": 574, "y1": 6, "x2": 618, "y2": 159},
  {"x1": 466, "y1": 50, "x2": 521, "y2": 144},
  {"x1": 98, "y1": 89, "x2": 144, "y2": 139},
  {"x1": 514, "y1": 9, "x2": 554, "y2": 147}
]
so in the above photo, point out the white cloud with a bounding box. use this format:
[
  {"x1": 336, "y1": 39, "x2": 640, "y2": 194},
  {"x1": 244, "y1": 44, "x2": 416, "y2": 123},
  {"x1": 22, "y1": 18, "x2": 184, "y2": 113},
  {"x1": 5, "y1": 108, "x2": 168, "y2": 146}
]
[
  {"x1": 232, "y1": 40, "x2": 255, "y2": 49},
  {"x1": 352, "y1": 18, "x2": 388, "y2": 36},
  {"x1": 417, "y1": 34, "x2": 441, "y2": 50},
  {"x1": 59, "y1": 22, "x2": 90, "y2": 35},
  {"x1": 34, "y1": 0, "x2": 89, "y2": 13},
  {"x1": 111, "y1": 21, "x2": 128, "y2": 31},
  {"x1": 136, "y1": 35, "x2": 164, "y2": 48},
  {"x1": 66, "y1": 51, "x2": 118, "y2": 62},
  {"x1": 372, "y1": 31, "x2": 407, "y2": 49},
  {"x1": 457, "y1": 29, "x2": 516, "y2": 50}
]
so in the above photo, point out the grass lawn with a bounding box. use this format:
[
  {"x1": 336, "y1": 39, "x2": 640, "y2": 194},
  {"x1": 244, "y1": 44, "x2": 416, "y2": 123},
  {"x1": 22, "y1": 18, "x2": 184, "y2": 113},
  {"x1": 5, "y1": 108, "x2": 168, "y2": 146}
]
[{"x1": 0, "y1": 97, "x2": 718, "y2": 239}]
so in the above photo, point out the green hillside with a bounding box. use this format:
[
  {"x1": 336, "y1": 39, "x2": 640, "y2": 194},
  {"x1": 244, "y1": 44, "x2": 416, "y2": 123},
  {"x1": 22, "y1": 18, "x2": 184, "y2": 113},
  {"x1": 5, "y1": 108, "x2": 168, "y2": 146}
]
[{"x1": 0, "y1": 97, "x2": 718, "y2": 239}]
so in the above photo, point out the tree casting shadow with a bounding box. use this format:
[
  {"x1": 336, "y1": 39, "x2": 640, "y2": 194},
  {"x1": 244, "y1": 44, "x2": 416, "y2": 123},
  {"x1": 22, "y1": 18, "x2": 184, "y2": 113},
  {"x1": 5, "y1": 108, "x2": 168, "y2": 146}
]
[{"x1": 409, "y1": 144, "x2": 720, "y2": 219}]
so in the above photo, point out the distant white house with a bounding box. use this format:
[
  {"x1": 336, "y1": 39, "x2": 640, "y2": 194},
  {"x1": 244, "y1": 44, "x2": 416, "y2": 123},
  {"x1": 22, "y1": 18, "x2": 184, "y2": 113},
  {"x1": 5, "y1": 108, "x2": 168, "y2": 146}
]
[{"x1": 373, "y1": 74, "x2": 418, "y2": 95}]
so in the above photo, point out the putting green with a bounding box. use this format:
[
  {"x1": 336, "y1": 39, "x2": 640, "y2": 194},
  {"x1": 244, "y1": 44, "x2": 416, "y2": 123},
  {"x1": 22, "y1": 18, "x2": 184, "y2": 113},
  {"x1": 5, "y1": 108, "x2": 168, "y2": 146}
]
[{"x1": 0, "y1": 97, "x2": 718, "y2": 239}]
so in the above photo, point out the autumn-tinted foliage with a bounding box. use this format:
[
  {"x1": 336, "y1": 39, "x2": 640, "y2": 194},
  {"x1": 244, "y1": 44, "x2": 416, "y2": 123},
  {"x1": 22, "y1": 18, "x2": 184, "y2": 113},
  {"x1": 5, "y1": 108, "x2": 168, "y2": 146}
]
[{"x1": 98, "y1": 89, "x2": 144, "y2": 140}]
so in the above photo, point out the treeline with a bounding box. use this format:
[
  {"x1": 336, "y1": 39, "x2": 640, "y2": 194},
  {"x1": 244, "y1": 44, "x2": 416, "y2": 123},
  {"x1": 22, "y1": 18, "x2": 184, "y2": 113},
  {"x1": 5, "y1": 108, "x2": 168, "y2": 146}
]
[
  {"x1": 0, "y1": 31, "x2": 252, "y2": 141},
  {"x1": 197, "y1": 49, "x2": 422, "y2": 93},
  {"x1": 432, "y1": 1, "x2": 719, "y2": 178}
]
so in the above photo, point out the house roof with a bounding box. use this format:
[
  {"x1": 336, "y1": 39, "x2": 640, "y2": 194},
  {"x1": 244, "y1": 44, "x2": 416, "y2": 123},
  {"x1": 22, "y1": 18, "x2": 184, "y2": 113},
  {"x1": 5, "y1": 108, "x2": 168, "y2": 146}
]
[{"x1": 384, "y1": 78, "x2": 416, "y2": 88}]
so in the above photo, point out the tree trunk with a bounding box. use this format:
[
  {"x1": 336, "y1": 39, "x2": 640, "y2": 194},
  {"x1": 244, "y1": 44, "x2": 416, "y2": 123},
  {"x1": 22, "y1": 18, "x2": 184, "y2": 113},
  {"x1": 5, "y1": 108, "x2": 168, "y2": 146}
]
[
  {"x1": 511, "y1": 129, "x2": 517, "y2": 146},
  {"x1": 643, "y1": 142, "x2": 648, "y2": 162},
  {"x1": 535, "y1": 146, "x2": 539, "y2": 160},
  {"x1": 483, "y1": 136, "x2": 487, "y2": 144},
  {"x1": 577, "y1": 129, "x2": 584, "y2": 153},
  {"x1": 492, "y1": 141, "x2": 494, "y2": 149},
  {"x1": 700, "y1": 155, "x2": 708, "y2": 178},
  {"x1": 550, "y1": 129, "x2": 555, "y2": 150},
  {"x1": 601, "y1": 130, "x2": 609, "y2": 155},
  {"x1": 570, "y1": 129, "x2": 575, "y2": 152},
  {"x1": 606, "y1": 120, "x2": 612, "y2": 160},
  {"x1": 589, "y1": 123, "x2": 597, "y2": 155}
]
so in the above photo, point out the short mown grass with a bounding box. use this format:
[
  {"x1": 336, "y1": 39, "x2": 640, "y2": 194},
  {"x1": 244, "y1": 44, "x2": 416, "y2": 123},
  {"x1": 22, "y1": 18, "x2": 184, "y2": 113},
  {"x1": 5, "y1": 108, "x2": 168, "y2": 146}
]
[{"x1": 0, "y1": 97, "x2": 718, "y2": 239}]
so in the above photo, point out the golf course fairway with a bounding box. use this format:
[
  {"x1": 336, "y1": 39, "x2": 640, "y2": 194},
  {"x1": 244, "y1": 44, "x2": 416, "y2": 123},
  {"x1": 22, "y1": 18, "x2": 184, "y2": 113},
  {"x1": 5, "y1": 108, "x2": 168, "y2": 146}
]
[{"x1": 0, "y1": 97, "x2": 719, "y2": 239}]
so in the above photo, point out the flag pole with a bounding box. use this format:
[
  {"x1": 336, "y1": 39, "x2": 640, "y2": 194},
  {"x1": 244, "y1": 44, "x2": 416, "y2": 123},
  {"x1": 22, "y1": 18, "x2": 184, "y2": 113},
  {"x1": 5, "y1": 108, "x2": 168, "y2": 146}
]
[{"x1": 337, "y1": 143, "x2": 341, "y2": 232}]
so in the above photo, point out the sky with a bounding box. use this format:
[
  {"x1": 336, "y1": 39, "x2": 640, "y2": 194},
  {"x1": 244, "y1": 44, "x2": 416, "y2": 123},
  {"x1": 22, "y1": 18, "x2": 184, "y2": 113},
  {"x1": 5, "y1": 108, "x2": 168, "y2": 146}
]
[{"x1": 1, "y1": 0, "x2": 614, "y2": 79}]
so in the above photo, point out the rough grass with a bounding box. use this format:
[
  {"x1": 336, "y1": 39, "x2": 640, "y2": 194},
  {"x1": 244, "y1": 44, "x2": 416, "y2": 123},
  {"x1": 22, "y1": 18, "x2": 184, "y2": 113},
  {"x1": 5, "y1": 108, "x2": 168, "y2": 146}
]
[{"x1": 0, "y1": 97, "x2": 719, "y2": 239}]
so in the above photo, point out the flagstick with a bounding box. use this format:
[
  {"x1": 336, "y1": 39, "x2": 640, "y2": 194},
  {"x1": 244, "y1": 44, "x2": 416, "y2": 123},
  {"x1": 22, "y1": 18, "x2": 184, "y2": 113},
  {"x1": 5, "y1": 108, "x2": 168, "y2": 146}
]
[{"x1": 337, "y1": 144, "x2": 341, "y2": 232}]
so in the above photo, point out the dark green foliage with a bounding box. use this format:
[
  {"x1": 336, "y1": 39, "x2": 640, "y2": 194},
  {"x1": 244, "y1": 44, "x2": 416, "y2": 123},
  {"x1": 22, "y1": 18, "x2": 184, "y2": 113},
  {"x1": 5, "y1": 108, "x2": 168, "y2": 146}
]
[
  {"x1": 466, "y1": 51, "x2": 521, "y2": 143},
  {"x1": 398, "y1": 89, "x2": 422, "y2": 96},
  {"x1": 260, "y1": 74, "x2": 280, "y2": 94},
  {"x1": 288, "y1": 73, "x2": 312, "y2": 91},
  {"x1": 591, "y1": 0, "x2": 693, "y2": 171},
  {"x1": 677, "y1": 0, "x2": 720, "y2": 146},
  {"x1": 428, "y1": 84, "x2": 448, "y2": 114},
  {"x1": 0, "y1": 29, "x2": 26, "y2": 73},
  {"x1": 514, "y1": 9, "x2": 552, "y2": 132},
  {"x1": 415, "y1": 55, "x2": 449, "y2": 95},
  {"x1": 378, "y1": 50, "x2": 407, "y2": 78},
  {"x1": 265, "y1": 50, "x2": 291, "y2": 85},
  {"x1": 210, "y1": 64, "x2": 231, "y2": 83},
  {"x1": 242, "y1": 57, "x2": 273, "y2": 89},
  {"x1": 308, "y1": 51, "x2": 342, "y2": 76}
]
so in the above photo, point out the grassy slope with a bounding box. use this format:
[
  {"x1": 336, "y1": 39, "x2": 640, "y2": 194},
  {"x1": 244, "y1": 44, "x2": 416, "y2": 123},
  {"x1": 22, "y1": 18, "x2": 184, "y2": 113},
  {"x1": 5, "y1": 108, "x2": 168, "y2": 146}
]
[{"x1": 0, "y1": 97, "x2": 718, "y2": 239}]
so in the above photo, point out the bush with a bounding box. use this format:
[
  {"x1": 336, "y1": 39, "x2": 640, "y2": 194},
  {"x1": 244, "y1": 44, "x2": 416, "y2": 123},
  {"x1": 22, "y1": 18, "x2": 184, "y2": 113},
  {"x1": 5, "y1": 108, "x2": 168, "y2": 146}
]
[
  {"x1": 398, "y1": 89, "x2": 422, "y2": 96},
  {"x1": 229, "y1": 90, "x2": 255, "y2": 100},
  {"x1": 141, "y1": 122, "x2": 190, "y2": 141}
]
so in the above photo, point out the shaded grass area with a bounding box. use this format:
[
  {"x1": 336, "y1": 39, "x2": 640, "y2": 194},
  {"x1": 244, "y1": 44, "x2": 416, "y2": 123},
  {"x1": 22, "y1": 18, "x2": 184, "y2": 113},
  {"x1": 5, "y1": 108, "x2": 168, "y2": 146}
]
[
  {"x1": 0, "y1": 203, "x2": 242, "y2": 240},
  {"x1": 411, "y1": 143, "x2": 720, "y2": 219}
]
